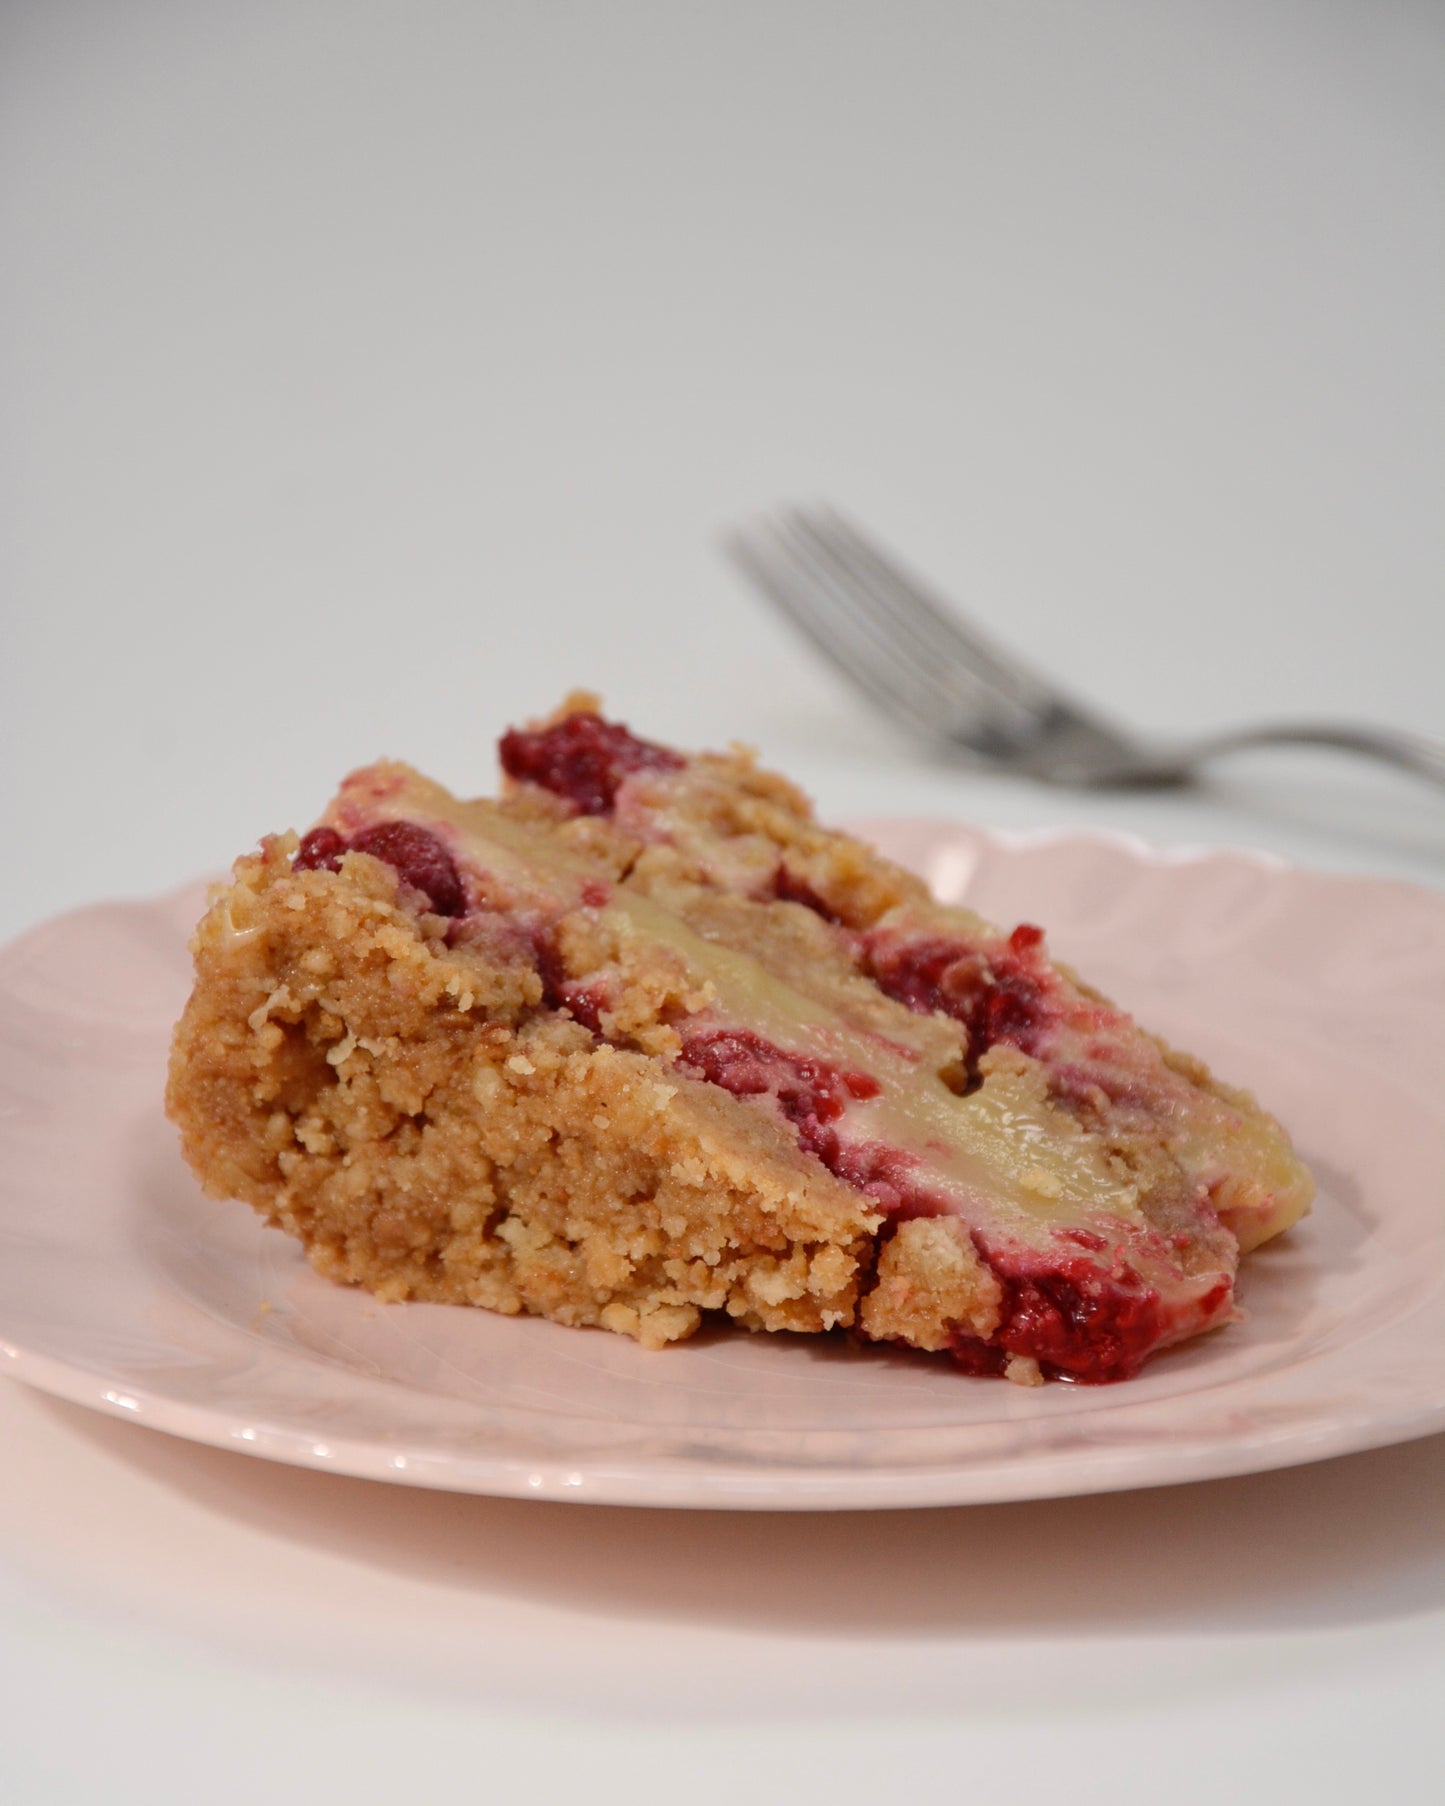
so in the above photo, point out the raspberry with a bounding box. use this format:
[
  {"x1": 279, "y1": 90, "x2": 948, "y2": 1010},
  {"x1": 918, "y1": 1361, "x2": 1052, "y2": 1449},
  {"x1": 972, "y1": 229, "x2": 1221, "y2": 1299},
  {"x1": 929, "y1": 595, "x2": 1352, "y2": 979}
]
[
  {"x1": 348, "y1": 821, "x2": 465, "y2": 916},
  {"x1": 499, "y1": 711, "x2": 683, "y2": 815}
]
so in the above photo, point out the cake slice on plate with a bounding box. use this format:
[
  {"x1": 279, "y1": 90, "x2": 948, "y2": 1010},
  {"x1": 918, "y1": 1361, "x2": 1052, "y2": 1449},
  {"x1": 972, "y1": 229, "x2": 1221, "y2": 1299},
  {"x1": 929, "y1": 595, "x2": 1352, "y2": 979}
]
[{"x1": 167, "y1": 695, "x2": 1312, "y2": 1383}]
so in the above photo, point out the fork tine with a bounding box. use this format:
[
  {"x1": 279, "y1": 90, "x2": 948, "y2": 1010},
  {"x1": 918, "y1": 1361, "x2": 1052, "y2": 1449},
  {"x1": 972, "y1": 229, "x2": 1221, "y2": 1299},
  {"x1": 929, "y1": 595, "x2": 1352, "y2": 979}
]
[
  {"x1": 728, "y1": 523, "x2": 967, "y2": 739},
  {"x1": 733, "y1": 513, "x2": 1039, "y2": 750},
  {"x1": 767, "y1": 514, "x2": 997, "y2": 728},
  {"x1": 779, "y1": 511, "x2": 1039, "y2": 739},
  {"x1": 730, "y1": 504, "x2": 1162, "y2": 779},
  {"x1": 731, "y1": 522, "x2": 988, "y2": 740},
  {"x1": 799, "y1": 506, "x2": 1052, "y2": 712}
]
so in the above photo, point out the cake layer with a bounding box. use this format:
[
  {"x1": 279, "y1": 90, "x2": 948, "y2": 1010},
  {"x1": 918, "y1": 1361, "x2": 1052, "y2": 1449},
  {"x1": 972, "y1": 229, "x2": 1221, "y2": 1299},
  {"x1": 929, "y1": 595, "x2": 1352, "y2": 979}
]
[{"x1": 167, "y1": 698, "x2": 1313, "y2": 1384}]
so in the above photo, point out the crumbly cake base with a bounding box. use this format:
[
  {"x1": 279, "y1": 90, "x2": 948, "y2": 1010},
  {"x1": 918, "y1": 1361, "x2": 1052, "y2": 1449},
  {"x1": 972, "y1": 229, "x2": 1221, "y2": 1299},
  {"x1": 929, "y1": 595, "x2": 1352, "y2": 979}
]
[{"x1": 167, "y1": 838, "x2": 1004, "y2": 1353}]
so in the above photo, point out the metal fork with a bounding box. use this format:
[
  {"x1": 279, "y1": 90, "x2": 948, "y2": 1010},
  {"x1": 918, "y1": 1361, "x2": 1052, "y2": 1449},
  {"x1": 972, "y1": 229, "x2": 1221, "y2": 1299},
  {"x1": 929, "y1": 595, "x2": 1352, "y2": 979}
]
[{"x1": 727, "y1": 506, "x2": 1445, "y2": 790}]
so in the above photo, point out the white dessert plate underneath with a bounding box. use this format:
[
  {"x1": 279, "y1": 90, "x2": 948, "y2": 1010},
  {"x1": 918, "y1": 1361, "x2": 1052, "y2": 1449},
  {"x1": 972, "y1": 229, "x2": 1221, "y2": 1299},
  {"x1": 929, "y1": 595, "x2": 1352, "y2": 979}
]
[{"x1": 1, "y1": 823, "x2": 1442, "y2": 1510}]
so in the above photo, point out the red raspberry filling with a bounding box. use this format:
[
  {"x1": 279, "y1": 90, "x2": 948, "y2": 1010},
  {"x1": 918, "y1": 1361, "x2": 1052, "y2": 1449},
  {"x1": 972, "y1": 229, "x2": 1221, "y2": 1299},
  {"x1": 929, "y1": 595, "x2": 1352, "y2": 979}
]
[
  {"x1": 679, "y1": 1027, "x2": 878, "y2": 1123},
  {"x1": 293, "y1": 826, "x2": 346, "y2": 872},
  {"x1": 293, "y1": 820, "x2": 465, "y2": 917},
  {"x1": 976, "y1": 1247, "x2": 1170, "y2": 1385},
  {"x1": 499, "y1": 712, "x2": 684, "y2": 816},
  {"x1": 802, "y1": 1129, "x2": 924, "y2": 1214},
  {"x1": 864, "y1": 923, "x2": 1052, "y2": 1080},
  {"x1": 533, "y1": 931, "x2": 609, "y2": 1033},
  {"x1": 677, "y1": 1028, "x2": 932, "y2": 1211},
  {"x1": 769, "y1": 864, "x2": 842, "y2": 923}
]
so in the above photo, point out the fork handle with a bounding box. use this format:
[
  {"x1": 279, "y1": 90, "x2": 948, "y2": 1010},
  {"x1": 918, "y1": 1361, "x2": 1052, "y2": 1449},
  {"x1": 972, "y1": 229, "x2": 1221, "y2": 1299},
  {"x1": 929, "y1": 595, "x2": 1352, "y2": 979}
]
[{"x1": 1148, "y1": 722, "x2": 1445, "y2": 791}]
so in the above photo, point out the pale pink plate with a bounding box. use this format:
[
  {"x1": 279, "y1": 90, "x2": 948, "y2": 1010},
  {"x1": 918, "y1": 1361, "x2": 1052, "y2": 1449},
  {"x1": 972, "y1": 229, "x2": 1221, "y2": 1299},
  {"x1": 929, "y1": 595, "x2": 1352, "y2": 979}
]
[{"x1": 1, "y1": 824, "x2": 1442, "y2": 1509}]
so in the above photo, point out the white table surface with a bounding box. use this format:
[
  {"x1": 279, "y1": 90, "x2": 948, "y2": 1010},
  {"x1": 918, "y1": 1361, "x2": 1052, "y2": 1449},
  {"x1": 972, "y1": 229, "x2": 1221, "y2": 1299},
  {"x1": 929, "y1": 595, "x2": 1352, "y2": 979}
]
[{"x1": 3, "y1": 4, "x2": 1442, "y2": 1801}]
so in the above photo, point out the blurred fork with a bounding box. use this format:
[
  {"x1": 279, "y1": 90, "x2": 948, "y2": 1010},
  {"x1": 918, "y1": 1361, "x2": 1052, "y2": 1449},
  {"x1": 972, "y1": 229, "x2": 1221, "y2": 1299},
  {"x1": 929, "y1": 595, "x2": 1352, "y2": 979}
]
[{"x1": 727, "y1": 505, "x2": 1445, "y2": 791}]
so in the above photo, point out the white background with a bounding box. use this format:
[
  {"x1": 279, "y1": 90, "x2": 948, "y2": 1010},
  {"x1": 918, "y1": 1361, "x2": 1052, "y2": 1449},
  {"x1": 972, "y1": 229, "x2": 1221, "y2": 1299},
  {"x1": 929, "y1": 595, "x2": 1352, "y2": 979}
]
[{"x1": 2, "y1": 3, "x2": 1442, "y2": 1802}]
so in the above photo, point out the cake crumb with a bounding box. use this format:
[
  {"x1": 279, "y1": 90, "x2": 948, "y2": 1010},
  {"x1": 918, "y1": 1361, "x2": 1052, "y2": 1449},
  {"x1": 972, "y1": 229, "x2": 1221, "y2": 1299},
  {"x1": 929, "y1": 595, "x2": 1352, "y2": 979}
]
[{"x1": 1020, "y1": 1165, "x2": 1063, "y2": 1199}]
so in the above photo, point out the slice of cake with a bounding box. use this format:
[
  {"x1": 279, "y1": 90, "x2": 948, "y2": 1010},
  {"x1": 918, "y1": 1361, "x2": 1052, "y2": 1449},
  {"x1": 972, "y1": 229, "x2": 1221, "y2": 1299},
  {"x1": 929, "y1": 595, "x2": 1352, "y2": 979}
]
[{"x1": 166, "y1": 695, "x2": 1313, "y2": 1384}]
